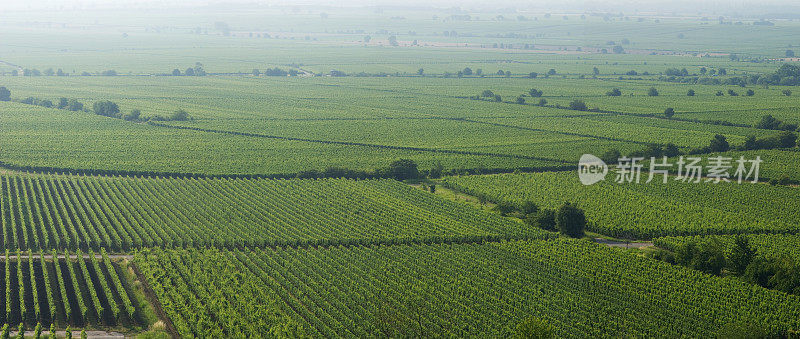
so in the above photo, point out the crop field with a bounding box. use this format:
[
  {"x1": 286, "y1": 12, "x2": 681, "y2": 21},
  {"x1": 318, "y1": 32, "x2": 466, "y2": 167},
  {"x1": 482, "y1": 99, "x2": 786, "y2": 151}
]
[
  {"x1": 0, "y1": 174, "x2": 549, "y2": 250},
  {"x1": 0, "y1": 249, "x2": 140, "y2": 328},
  {"x1": 654, "y1": 233, "x2": 800, "y2": 263},
  {"x1": 132, "y1": 240, "x2": 800, "y2": 338},
  {"x1": 442, "y1": 171, "x2": 800, "y2": 238},
  {"x1": 2, "y1": 2, "x2": 800, "y2": 337}
]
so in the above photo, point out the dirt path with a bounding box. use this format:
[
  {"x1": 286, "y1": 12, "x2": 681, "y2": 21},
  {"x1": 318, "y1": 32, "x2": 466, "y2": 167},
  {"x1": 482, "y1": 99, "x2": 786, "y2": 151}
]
[
  {"x1": 0, "y1": 254, "x2": 133, "y2": 260},
  {"x1": 8, "y1": 330, "x2": 124, "y2": 338},
  {"x1": 594, "y1": 238, "x2": 653, "y2": 249}
]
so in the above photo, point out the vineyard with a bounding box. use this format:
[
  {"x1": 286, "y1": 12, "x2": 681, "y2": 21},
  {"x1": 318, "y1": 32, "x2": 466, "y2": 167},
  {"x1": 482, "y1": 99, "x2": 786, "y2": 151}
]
[
  {"x1": 132, "y1": 240, "x2": 800, "y2": 338},
  {"x1": 0, "y1": 249, "x2": 138, "y2": 328},
  {"x1": 0, "y1": 174, "x2": 550, "y2": 250},
  {"x1": 654, "y1": 233, "x2": 800, "y2": 262},
  {"x1": 442, "y1": 171, "x2": 800, "y2": 238}
]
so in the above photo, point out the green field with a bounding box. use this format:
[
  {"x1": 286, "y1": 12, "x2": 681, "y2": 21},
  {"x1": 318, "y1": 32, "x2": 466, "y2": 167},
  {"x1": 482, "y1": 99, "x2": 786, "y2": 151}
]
[
  {"x1": 442, "y1": 171, "x2": 800, "y2": 238},
  {"x1": 133, "y1": 240, "x2": 800, "y2": 338},
  {"x1": 3, "y1": 2, "x2": 800, "y2": 337},
  {"x1": 655, "y1": 233, "x2": 800, "y2": 263}
]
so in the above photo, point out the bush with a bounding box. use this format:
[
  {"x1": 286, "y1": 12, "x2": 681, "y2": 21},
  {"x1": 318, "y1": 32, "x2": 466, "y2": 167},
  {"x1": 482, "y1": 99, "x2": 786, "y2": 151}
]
[
  {"x1": 783, "y1": 89, "x2": 792, "y2": 96},
  {"x1": 170, "y1": 109, "x2": 190, "y2": 121},
  {"x1": 568, "y1": 100, "x2": 587, "y2": 111},
  {"x1": 606, "y1": 88, "x2": 622, "y2": 96},
  {"x1": 746, "y1": 89, "x2": 755, "y2": 96},
  {"x1": 687, "y1": 89, "x2": 695, "y2": 96},
  {"x1": 0, "y1": 86, "x2": 10, "y2": 101},
  {"x1": 538, "y1": 98, "x2": 548, "y2": 106},
  {"x1": 528, "y1": 89, "x2": 543, "y2": 97},
  {"x1": 525, "y1": 209, "x2": 556, "y2": 231},
  {"x1": 647, "y1": 87, "x2": 659, "y2": 96},
  {"x1": 515, "y1": 96, "x2": 526, "y2": 104},
  {"x1": 93, "y1": 100, "x2": 120, "y2": 117},
  {"x1": 124, "y1": 109, "x2": 142, "y2": 121},
  {"x1": 664, "y1": 107, "x2": 675, "y2": 118}
]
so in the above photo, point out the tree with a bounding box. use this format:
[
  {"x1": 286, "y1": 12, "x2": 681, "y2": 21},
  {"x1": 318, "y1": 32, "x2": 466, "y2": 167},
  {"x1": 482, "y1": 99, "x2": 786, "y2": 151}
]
[
  {"x1": 664, "y1": 107, "x2": 675, "y2": 118},
  {"x1": 612, "y1": 45, "x2": 625, "y2": 54},
  {"x1": 787, "y1": 50, "x2": 796, "y2": 58},
  {"x1": 492, "y1": 201, "x2": 516, "y2": 216},
  {"x1": 101, "y1": 70, "x2": 117, "y2": 76},
  {"x1": 746, "y1": 89, "x2": 755, "y2": 96},
  {"x1": 185, "y1": 67, "x2": 195, "y2": 76},
  {"x1": 44, "y1": 68, "x2": 55, "y2": 76},
  {"x1": 538, "y1": 98, "x2": 548, "y2": 106},
  {"x1": 386, "y1": 159, "x2": 419, "y2": 180},
  {"x1": 556, "y1": 202, "x2": 585, "y2": 238},
  {"x1": 700, "y1": 67, "x2": 707, "y2": 75},
  {"x1": 528, "y1": 89, "x2": 543, "y2": 97},
  {"x1": 516, "y1": 96, "x2": 526, "y2": 104},
  {"x1": 727, "y1": 89, "x2": 738, "y2": 96},
  {"x1": 606, "y1": 88, "x2": 621, "y2": 96},
  {"x1": 388, "y1": 36, "x2": 399, "y2": 47},
  {"x1": 647, "y1": 87, "x2": 659, "y2": 96},
  {"x1": 716, "y1": 90, "x2": 724, "y2": 96},
  {"x1": 528, "y1": 72, "x2": 538, "y2": 78},
  {"x1": 687, "y1": 89, "x2": 695, "y2": 96},
  {"x1": 728, "y1": 235, "x2": 756, "y2": 275},
  {"x1": 172, "y1": 69, "x2": 181, "y2": 76},
  {"x1": 600, "y1": 149, "x2": 621, "y2": 164},
  {"x1": 568, "y1": 100, "x2": 587, "y2": 111},
  {"x1": 511, "y1": 317, "x2": 554, "y2": 339},
  {"x1": 493, "y1": 94, "x2": 502, "y2": 102},
  {"x1": 171, "y1": 109, "x2": 190, "y2": 121},
  {"x1": 124, "y1": 109, "x2": 142, "y2": 121},
  {"x1": 252, "y1": 69, "x2": 261, "y2": 76},
  {"x1": 481, "y1": 90, "x2": 495, "y2": 98},
  {"x1": 428, "y1": 161, "x2": 444, "y2": 179},
  {"x1": 93, "y1": 100, "x2": 120, "y2": 117},
  {"x1": 776, "y1": 131, "x2": 798, "y2": 148},
  {"x1": 593, "y1": 67, "x2": 600, "y2": 76},
  {"x1": 57, "y1": 97, "x2": 68, "y2": 109},
  {"x1": 67, "y1": 99, "x2": 83, "y2": 111},
  {"x1": 0, "y1": 87, "x2": 10, "y2": 101},
  {"x1": 547, "y1": 69, "x2": 556, "y2": 76},
  {"x1": 463, "y1": 67, "x2": 473, "y2": 76},
  {"x1": 417, "y1": 68, "x2": 424, "y2": 76},
  {"x1": 526, "y1": 209, "x2": 556, "y2": 231},
  {"x1": 521, "y1": 201, "x2": 539, "y2": 215},
  {"x1": 709, "y1": 134, "x2": 730, "y2": 152},
  {"x1": 364, "y1": 35, "x2": 371, "y2": 43},
  {"x1": 783, "y1": 89, "x2": 792, "y2": 96}
]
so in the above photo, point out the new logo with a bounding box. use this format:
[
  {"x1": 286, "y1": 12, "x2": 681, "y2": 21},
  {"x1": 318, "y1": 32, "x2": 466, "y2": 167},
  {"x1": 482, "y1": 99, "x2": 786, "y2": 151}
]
[{"x1": 578, "y1": 154, "x2": 608, "y2": 185}]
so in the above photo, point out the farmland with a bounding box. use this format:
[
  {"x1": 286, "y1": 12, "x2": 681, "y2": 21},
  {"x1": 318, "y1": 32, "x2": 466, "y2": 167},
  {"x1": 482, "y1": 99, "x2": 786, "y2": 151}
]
[
  {"x1": 2, "y1": 1, "x2": 800, "y2": 337},
  {"x1": 442, "y1": 171, "x2": 800, "y2": 238},
  {"x1": 133, "y1": 240, "x2": 800, "y2": 338}
]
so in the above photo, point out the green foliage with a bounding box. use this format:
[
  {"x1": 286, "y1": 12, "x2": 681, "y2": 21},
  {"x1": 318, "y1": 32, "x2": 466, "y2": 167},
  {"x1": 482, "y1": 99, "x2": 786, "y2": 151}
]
[
  {"x1": 0, "y1": 174, "x2": 547, "y2": 250},
  {"x1": 511, "y1": 317, "x2": 554, "y2": 339},
  {"x1": 0, "y1": 87, "x2": 10, "y2": 102},
  {"x1": 728, "y1": 235, "x2": 756, "y2": 275},
  {"x1": 92, "y1": 100, "x2": 120, "y2": 117},
  {"x1": 647, "y1": 87, "x2": 659, "y2": 96},
  {"x1": 606, "y1": 88, "x2": 621, "y2": 96},
  {"x1": 133, "y1": 241, "x2": 800, "y2": 337},
  {"x1": 555, "y1": 202, "x2": 585, "y2": 238},
  {"x1": 568, "y1": 99, "x2": 587, "y2": 111}
]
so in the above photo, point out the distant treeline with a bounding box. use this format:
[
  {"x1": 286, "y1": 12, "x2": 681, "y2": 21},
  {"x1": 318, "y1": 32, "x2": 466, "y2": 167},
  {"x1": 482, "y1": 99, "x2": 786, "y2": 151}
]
[{"x1": 660, "y1": 64, "x2": 800, "y2": 86}]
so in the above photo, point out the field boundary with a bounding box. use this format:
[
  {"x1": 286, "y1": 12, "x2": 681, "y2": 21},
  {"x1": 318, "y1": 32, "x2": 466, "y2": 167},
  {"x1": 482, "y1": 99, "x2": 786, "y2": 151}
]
[{"x1": 128, "y1": 263, "x2": 179, "y2": 339}]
